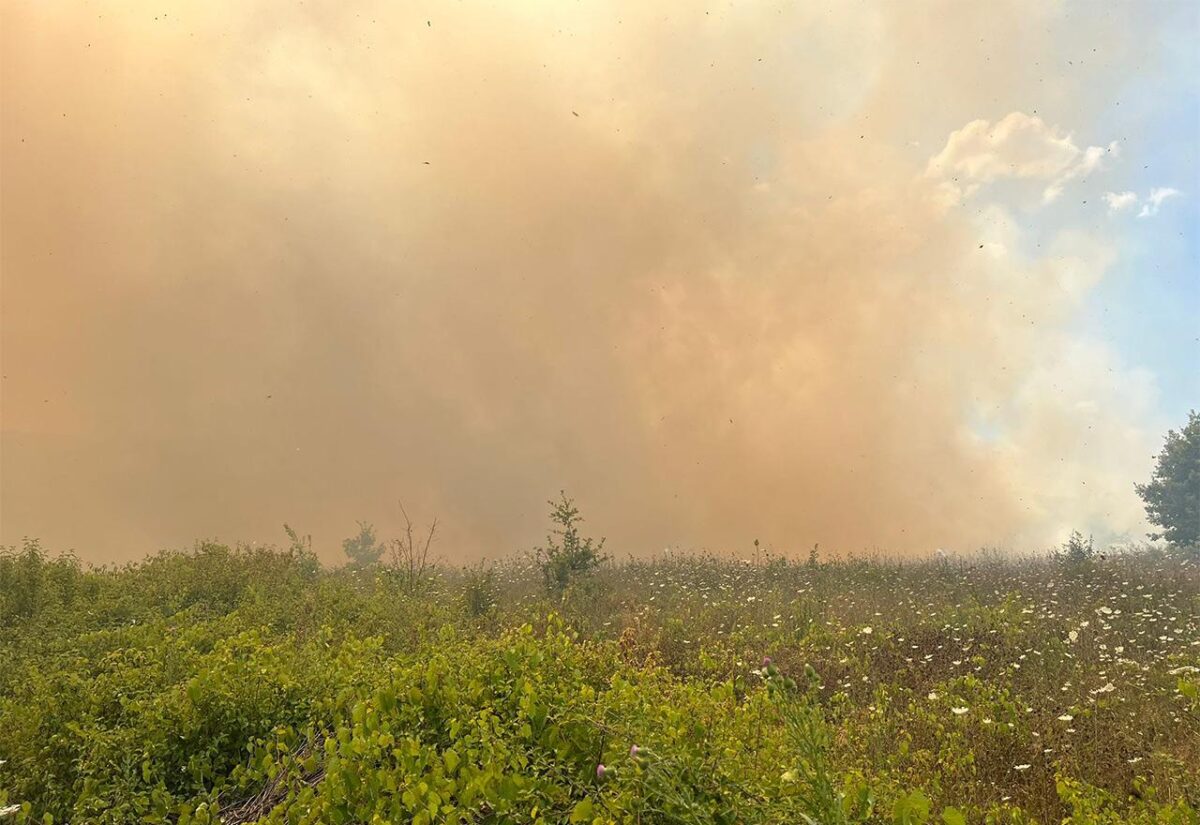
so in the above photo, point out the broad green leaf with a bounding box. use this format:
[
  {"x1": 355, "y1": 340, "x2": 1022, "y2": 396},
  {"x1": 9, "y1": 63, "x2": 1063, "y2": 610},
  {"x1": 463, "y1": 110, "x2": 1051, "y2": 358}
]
[{"x1": 570, "y1": 798, "x2": 595, "y2": 823}]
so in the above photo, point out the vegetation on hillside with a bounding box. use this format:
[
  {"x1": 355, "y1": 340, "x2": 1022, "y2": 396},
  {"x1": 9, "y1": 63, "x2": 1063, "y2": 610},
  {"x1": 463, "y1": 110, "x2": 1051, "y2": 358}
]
[{"x1": 1, "y1": 513, "x2": 1197, "y2": 824}]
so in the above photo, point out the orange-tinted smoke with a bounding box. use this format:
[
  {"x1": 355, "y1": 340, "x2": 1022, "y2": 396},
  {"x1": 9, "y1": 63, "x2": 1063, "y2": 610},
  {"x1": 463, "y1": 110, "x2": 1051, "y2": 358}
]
[{"x1": 0, "y1": 1, "x2": 1163, "y2": 562}]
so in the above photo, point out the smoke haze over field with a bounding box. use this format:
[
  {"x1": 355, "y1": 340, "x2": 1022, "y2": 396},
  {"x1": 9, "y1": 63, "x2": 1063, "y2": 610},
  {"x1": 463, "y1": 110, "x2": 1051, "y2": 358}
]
[{"x1": 2, "y1": 1, "x2": 1196, "y2": 563}]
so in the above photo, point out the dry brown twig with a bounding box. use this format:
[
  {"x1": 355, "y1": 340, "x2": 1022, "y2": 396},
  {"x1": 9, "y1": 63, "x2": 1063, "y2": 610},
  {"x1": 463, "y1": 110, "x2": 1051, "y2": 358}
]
[
  {"x1": 389, "y1": 500, "x2": 437, "y2": 591},
  {"x1": 218, "y1": 735, "x2": 325, "y2": 825}
]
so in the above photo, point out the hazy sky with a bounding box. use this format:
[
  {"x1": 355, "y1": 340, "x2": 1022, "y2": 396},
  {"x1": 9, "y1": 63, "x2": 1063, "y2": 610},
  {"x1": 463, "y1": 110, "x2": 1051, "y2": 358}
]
[{"x1": 2, "y1": 0, "x2": 1197, "y2": 564}]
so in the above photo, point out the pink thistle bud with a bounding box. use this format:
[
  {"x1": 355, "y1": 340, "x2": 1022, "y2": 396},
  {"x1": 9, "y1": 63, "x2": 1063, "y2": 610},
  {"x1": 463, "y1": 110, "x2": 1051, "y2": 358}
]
[
  {"x1": 762, "y1": 656, "x2": 772, "y2": 668},
  {"x1": 630, "y1": 745, "x2": 640, "y2": 758},
  {"x1": 596, "y1": 763, "x2": 607, "y2": 779}
]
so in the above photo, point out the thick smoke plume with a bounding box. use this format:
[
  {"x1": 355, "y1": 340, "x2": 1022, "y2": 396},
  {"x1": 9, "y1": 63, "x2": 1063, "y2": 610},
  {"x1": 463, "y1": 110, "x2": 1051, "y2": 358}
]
[{"x1": 1, "y1": 1, "x2": 1167, "y2": 562}]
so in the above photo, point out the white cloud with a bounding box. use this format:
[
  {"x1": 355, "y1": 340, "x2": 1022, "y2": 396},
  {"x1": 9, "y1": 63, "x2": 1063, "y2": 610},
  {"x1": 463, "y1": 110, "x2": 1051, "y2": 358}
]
[
  {"x1": 1101, "y1": 187, "x2": 1183, "y2": 218},
  {"x1": 1103, "y1": 191, "x2": 1137, "y2": 213},
  {"x1": 1137, "y1": 186, "x2": 1182, "y2": 218},
  {"x1": 927, "y1": 112, "x2": 1117, "y2": 204}
]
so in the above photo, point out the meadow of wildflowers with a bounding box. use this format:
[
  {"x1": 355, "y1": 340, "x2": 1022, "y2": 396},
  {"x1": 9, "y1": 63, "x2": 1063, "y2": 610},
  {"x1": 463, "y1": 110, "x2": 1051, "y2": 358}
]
[{"x1": 0, "y1": 539, "x2": 1196, "y2": 824}]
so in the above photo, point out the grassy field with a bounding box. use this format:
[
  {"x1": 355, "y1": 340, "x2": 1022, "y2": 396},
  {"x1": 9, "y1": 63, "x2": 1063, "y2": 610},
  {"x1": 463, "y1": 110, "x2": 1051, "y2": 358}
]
[{"x1": 1, "y1": 537, "x2": 1197, "y2": 824}]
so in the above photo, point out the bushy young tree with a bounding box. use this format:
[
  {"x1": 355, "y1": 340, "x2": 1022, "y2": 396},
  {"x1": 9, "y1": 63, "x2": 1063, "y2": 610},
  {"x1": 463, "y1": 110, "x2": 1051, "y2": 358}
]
[
  {"x1": 282, "y1": 523, "x2": 322, "y2": 576},
  {"x1": 342, "y1": 521, "x2": 383, "y2": 569},
  {"x1": 1135, "y1": 410, "x2": 1200, "y2": 546},
  {"x1": 536, "y1": 492, "x2": 606, "y2": 597},
  {"x1": 1061, "y1": 530, "x2": 1094, "y2": 564}
]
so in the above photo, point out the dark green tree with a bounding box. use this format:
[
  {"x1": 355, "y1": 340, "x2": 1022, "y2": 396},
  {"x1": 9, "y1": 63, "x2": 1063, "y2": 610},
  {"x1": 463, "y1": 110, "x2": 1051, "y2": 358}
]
[
  {"x1": 342, "y1": 520, "x2": 383, "y2": 569},
  {"x1": 1135, "y1": 410, "x2": 1200, "y2": 546}
]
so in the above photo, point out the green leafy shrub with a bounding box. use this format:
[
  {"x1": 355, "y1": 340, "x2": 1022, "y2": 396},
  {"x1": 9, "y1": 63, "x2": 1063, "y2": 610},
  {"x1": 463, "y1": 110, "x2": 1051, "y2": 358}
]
[
  {"x1": 1059, "y1": 531, "x2": 1095, "y2": 564},
  {"x1": 459, "y1": 562, "x2": 498, "y2": 619}
]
